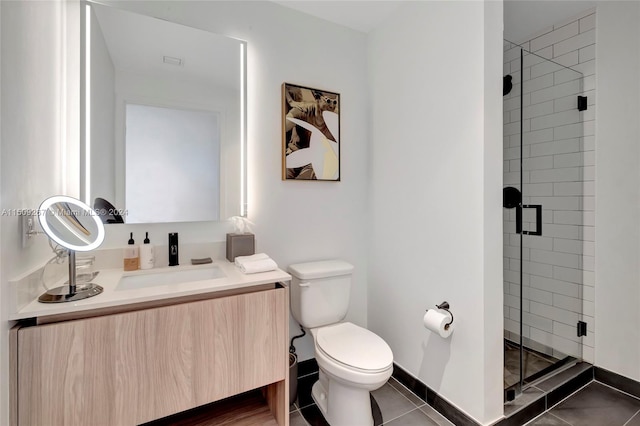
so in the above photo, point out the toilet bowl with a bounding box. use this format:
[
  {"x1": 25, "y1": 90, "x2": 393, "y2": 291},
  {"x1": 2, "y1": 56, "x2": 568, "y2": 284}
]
[
  {"x1": 288, "y1": 260, "x2": 394, "y2": 426},
  {"x1": 310, "y1": 323, "x2": 393, "y2": 426}
]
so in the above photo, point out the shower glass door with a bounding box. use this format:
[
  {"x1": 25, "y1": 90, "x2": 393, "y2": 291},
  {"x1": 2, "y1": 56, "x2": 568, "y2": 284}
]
[{"x1": 503, "y1": 41, "x2": 586, "y2": 398}]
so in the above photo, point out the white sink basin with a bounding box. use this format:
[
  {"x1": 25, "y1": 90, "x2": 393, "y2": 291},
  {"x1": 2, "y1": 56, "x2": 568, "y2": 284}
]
[{"x1": 116, "y1": 266, "x2": 225, "y2": 291}]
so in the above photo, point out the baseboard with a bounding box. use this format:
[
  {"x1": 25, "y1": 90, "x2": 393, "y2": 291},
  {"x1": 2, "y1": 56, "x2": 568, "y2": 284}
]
[
  {"x1": 297, "y1": 358, "x2": 319, "y2": 378},
  {"x1": 392, "y1": 363, "x2": 481, "y2": 426},
  {"x1": 595, "y1": 366, "x2": 640, "y2": 399}
]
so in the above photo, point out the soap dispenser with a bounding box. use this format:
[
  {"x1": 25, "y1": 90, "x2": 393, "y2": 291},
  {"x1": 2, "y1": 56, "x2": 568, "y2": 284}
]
[
  {"x1": 140, "y1": 232, "x2": 155, "y2": 270},
  {"x1": 124, "y1": 232, "x2": 140, "y2": 271}
]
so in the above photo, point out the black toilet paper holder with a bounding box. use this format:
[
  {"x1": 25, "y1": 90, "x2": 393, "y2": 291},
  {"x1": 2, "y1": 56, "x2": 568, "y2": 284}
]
[{"x1": 429, "y1": 301, "x2": 454, "y2": 330}]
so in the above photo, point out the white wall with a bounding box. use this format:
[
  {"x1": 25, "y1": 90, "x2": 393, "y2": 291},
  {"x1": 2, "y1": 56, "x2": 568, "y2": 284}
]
[
  {"x1": 10, "y1": 0, "x2": 370, "y2": 369},
  {"x1": 367, "y1": 2, "x2": 503, "y2": 424},
  {"x1": 483, "y1": 1, "x2": 506, "y2": 419},
  {"x1": 0, "y1": 1, "x2": 79, "y2": 423},
  {"x1": 594, "y1": 1, "x2": 640, "y2": 380}
]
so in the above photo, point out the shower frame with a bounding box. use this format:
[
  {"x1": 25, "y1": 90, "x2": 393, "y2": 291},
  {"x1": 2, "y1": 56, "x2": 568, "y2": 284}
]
[{"x1": 503, "y1": 40, "x2": 586, "y2": 399}]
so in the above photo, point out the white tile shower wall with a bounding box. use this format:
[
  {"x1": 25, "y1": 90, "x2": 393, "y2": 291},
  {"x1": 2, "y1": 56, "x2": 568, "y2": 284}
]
[{"x1": 503, "y1": 10, "x2": 596, "y2": 364}]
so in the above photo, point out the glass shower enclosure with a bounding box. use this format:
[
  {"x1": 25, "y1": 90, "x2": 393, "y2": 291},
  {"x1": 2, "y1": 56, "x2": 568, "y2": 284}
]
[{"x1": 502, "y1": 40, "x2": 587, "y2": 399}]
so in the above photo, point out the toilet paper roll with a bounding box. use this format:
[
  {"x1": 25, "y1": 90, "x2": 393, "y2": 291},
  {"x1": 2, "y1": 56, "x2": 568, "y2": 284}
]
[{"x1": 423, "y1": 309, "x2": 453, "y2": 338}]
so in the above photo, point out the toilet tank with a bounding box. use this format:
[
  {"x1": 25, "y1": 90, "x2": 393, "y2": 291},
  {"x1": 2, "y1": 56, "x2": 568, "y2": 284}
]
[{"x1": 289, "y1": 260, "x2": 354, "y2": 329}]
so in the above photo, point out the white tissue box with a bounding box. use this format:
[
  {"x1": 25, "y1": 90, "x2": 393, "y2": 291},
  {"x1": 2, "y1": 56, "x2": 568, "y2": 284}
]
[{"x1": 226, "y1": 233, "x2": 255, "y2": 262}]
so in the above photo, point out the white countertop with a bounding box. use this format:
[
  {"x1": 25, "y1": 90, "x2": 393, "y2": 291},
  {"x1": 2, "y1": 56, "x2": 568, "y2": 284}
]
[{"x1": 10, "y1": 260, "x2": 291, "y2": 321}]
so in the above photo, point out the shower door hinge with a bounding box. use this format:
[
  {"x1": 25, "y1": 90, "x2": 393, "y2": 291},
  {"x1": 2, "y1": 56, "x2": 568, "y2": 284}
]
[
  {"x1": 577, "y1": 96, "x2": 588, "y2": 111},
  {"x1": 577, "y1": 321, "x2": 587, "y2": 337}
]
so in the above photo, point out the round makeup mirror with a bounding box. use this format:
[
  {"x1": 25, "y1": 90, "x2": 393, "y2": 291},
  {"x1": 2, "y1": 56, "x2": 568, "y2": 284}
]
[{"x1": 37, "y1": 195, "x2": 105, "y2": 303}]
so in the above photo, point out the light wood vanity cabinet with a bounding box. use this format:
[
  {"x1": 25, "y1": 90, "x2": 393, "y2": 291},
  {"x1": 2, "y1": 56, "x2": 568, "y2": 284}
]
[{"x1": 13, "y1": 285, "x2": 289, "y2": 426}]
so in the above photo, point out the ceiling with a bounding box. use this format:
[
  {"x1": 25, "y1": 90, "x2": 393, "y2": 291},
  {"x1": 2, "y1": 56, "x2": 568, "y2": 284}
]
[
  {"x1": 272, "y1": 1, "x2": 405, "y2": 33},
  {"x1": 273, "y1": 0, "x2": 597, "y2": 41},
  {"x1": 504, "y1": 0, "x2": 596, "y2": 42}
]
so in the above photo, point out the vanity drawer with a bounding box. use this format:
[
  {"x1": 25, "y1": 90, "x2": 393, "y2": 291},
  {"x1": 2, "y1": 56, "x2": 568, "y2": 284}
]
[{"x1": 16, "y1": 287, "x2": 288, "y2": 426}]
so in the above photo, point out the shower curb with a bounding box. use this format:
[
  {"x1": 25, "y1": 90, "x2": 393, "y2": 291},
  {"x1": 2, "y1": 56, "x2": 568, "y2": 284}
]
[{"x1": 497, "y1": 363, "x2": 593, "y2": 426}]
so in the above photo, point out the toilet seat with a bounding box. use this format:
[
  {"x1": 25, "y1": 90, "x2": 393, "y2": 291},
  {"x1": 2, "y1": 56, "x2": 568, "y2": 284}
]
[{"x1": 315, "y1": 322, "x2": 393, "y2": 373}]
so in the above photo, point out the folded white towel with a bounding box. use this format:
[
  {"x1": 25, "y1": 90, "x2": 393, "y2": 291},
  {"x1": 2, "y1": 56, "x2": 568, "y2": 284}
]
[
  {"x1": 235, "y1": 252, "x2": 270, "y2": 267},
  {"x1": 239, "y1": 258, "x2": 278, "y2": 274}
]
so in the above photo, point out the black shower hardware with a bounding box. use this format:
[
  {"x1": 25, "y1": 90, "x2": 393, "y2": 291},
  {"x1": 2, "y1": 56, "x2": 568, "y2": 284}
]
[
  {"x1": 503, "y1": 186, "x2": 521, "y2": 209},
  {"x1": 503, "y1": 74, "x2": 513, "y2": 96},
  {"x1": 516, "y1": 204, "x2": 543, "y2": 236},
  {"x1": 502, "y1": 187, "x2": 543, "y2": 236},
  {"x1": 577, "y1": 95, "x2": 588, "y2": 111}
]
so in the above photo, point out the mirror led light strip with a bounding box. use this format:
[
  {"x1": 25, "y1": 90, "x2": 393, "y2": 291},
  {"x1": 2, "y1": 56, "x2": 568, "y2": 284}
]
[
  {"x1": 59, "y1": 1, "x2": 68, "y2": 192},
  {"x1": 240, "y1": 42, "x2": 247, "y2": 217},
  {"x1": 84, "y1": 4, "x2": 91, "y2": 204}
]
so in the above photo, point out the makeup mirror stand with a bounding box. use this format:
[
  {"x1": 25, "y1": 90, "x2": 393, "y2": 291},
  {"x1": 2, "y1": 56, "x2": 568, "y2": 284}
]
[{"x1": 37, "y1": 196, "x2": 105, "y2": 303}]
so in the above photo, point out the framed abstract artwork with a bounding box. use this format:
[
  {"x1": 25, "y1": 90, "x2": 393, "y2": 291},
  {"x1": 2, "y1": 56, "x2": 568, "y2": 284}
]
[{"x1": 282, "y1": 83, "x2": 340, "y2": 181}]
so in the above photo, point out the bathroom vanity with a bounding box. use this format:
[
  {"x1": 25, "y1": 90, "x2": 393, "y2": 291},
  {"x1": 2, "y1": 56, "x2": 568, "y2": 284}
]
[{"x1": 9, "y1": 261, "x2": 291, "y2": 426}]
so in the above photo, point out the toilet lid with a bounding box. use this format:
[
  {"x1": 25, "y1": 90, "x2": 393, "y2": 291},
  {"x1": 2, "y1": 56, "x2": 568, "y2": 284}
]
[{"x1": 316, "y1": 323, "x2": 393, "y2": 372}]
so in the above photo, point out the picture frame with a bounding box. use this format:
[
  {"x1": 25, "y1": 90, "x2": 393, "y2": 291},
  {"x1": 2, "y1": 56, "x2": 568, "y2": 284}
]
[{"x1": 282, "y1": 83, "x2": 340, "y2": 181}]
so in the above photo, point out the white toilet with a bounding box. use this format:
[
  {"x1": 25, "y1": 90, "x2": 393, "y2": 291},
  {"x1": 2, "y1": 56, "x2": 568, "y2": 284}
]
[{"x1": 289, "y1": 260, "x2": 393, "y2": 426}]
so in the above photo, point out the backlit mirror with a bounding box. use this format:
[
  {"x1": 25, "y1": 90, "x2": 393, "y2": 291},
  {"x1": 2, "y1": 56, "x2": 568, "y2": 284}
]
[{"x1": 82, "y1": 1, "x2": 246, "y2": 224}]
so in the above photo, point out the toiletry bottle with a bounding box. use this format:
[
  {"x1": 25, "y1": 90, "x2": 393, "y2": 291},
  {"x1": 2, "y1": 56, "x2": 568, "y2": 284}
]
[
  {"x1": 124, "y1": 232, "x2": 140, "y2": 271},
  {"x1": 140, "y1": 232, "x2": 155, "y2": 270},
  {"x1": 168, "y1": 232, "x2": 179, "y2": 266}
]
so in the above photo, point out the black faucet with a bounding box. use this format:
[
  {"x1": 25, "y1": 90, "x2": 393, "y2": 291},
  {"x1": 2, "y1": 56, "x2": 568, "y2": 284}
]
[{"x1": 168, "y1": 233, "x2": 179, "y2": 266}]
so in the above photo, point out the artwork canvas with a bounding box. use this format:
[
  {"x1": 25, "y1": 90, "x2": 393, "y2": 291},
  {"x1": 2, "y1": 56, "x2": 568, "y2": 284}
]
[{"x1": 282, "y1": 83, "x2": 340, "y2": 180}]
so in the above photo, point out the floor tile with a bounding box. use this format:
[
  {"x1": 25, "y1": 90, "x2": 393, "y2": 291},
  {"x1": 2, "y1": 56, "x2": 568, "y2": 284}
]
[
  {"x1": 545, "y1": 368, "x2": 593, "y2": 408},
  {"x1": 388, "y1": 377, "x2": 427, "y2": 407},
  {"x1": 596, "y1": 367, "x2": 640, "y2": 400},
  {"x1": 299, "y1": 404, "x2": 329, "y2": 426},
  {"x1": 417, "y1": 405, "x2": 455, "y2": 426},
  {"x1": 295, "y1": 373, "x2": 382, "y2": 426},
  {"x1": 296, "y1": 373, "x2": 319, "y2": 409},
  {"x1": 290, "y1": 410, "x2": 310, "y2": 426},
  {"x1": 504, "y1": 342, "x2": 558, "y2": 388},
  {"x1": 525, "y1": 412, "x2": 572, "y2": 425},
  {"x1": 550, "y1": 382, "x2": 640, "y2": 426},
  {"x1": 383, "y1": 408, "x2": 442, "y2": 426},
  {"x1": 504, "y1": 387, "x2": 545, "y2": 417},
  {"x1": 372, "y1": 382, "x2": 422, "y2": 423},
  {"x1": 625, "y1": 410, "x2": 640, "y2": 426}
]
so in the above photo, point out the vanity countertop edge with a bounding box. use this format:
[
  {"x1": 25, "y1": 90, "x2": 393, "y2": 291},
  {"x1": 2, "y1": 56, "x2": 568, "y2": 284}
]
[{"x1": 10, "y1": 260, "x2": 291, "y2": 321}]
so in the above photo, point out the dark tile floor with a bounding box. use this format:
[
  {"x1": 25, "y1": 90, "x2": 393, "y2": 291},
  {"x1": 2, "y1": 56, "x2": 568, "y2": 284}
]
[
  {"x1": 289, "y1": 372, "x2": 453, "y2": 426},
  {"x1": 504, "y1": 342, "x2": 557, "y2": 389},
  {"x1": 525, "y1": 381, "x2": 640, "y2": 426},
  {"x1": 291, "y1": 362, "x2": 640, "y2": 426}
]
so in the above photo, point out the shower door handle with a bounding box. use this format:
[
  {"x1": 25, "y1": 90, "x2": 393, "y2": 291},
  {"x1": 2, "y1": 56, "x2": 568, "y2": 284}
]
[{"x1": 516, "y1": 205, "x2": 542, "y2": 236}]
